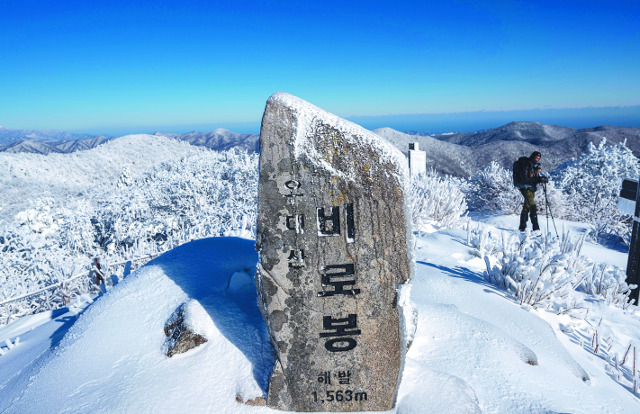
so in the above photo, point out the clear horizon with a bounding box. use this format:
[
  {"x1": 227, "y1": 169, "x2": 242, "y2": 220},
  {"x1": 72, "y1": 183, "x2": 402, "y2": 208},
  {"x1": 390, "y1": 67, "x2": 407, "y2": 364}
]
[
  {"x1": 1, "y1": 1, "x2": 639, "y2": 134},
  {"x1": 1, "y1": 105, "x2": 635, "y2": 137}
]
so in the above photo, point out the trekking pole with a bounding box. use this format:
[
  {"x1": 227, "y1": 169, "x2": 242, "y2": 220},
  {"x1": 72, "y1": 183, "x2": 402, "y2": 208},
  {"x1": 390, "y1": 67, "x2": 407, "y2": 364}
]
[
  {"x1": 542, "y1": 183, "x2": 559, "y2": 237},
  {"x1": 544, "y1": 186, "x2": 550, "y2": 235}
]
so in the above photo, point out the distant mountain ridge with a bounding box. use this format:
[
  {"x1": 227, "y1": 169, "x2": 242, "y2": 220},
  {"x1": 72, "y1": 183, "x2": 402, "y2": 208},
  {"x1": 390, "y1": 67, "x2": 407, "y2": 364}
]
[
  {"x1": 374, "y1": 121, "x2": 640, "y2": 177},
  {"x1": 430, "y1": 122, "x2": 640, "y2": 151},
  {"x1": 3, "y1": 123, "x2": 639, "y2": 177},
  {"x1": 0, "y1": 127, "x2": 259, "y2": 155},
  {"x1": 0, "y1": 126, "x2": 96, "y2": 146},
  {"x1": 152, "y1": 129, "x2": 259, "y2": 153},
  {"x1": 0, "y1": 136, "x2": 113, "y2": 155}
]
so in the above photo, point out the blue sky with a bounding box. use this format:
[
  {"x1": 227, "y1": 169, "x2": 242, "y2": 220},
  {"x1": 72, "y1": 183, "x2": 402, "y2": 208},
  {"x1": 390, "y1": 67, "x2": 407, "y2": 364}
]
[{"x1": 1, "y1": 0, "x2": 639, "y2": 134}]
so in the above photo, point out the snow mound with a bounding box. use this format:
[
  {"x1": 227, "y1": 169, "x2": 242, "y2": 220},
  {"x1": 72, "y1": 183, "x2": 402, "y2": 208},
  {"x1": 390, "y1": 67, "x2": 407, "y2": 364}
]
[
  {"x1": 398, "y1": 359, "x2": 482, "y2": 414},
  {"x1": 0, "y1": 237, "x2": 272, "y2": 414}
]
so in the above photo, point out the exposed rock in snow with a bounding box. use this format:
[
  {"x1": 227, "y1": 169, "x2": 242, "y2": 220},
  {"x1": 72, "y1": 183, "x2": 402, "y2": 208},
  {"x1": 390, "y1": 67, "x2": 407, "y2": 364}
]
[{"x1": 163, "y1": 300, "x2": 210, "y2": 357}]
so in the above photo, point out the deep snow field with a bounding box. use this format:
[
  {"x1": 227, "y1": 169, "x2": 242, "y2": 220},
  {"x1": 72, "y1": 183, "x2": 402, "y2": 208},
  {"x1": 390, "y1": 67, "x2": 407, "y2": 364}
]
[{"x1": 1, "y1": 214, "x2": 639, "y2": 414}]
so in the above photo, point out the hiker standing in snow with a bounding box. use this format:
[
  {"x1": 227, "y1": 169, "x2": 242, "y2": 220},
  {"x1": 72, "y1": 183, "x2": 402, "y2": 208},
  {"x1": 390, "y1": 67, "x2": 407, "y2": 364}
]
[{"x1": 513, "y1": 151, "x2": 548, "y2": 234}]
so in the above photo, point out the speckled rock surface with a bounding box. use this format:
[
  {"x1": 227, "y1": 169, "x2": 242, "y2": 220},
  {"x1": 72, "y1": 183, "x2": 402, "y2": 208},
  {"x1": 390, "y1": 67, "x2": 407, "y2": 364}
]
[
  {"x1": 256, "y1": 93, "x2": 412, "y2": 412},
  {"x1": 163, "y1": 303, "x2": 208, "y2": 357}
]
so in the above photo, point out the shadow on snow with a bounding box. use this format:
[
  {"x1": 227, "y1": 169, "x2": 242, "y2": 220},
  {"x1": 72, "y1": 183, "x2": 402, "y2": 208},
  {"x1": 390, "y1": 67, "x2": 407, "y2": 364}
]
[
  {"x1": 417, "y1": 260, "x2": 511, "y2": 299},
  {"x1": 155, "y1": 237, "x2": 273, "y2": 397}
]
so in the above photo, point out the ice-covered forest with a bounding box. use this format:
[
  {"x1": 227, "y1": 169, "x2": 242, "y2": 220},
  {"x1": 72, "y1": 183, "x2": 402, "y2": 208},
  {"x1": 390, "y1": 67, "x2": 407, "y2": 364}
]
[
  {"x1": 1, "y1": 134, "x2": 638, "y2": 324},
  {"x1": 0, "y1": 134, "x2": 258, "y2": 323}
]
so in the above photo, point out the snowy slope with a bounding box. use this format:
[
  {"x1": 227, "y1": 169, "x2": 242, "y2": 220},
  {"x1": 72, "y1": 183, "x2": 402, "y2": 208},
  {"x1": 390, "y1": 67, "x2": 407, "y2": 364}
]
[
  {"x1": 1, "y1": 218, "x2": 639, "y2": 413},
  {"x1": 0, "y1": 237, "x2": 270, "y2": 413},
  {"x1": 0, "y1": 134, "x2": 207, "y2": 219},
  {"x1": 410, "y1": 228, "x2": 637, "y2": 413}
]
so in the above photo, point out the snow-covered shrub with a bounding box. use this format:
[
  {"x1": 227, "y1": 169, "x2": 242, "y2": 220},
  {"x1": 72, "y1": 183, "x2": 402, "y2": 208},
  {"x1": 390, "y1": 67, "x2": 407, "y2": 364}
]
[
  {"x1": 466, "y1": 222, "x2": 505, "y2": 258},
  {"x1": 480, "y1": 228, "x2": 635, "y2": 309},
  {"x1": 410, "y1": 170, "x2": 467, "y2": 231},
  {"x1": 579, "y1": 263, "x2": 637, "y2": 308},
  {"x1": 0, "y1": 228, "x2": 95, "y2": 325},
  {"x1": 554, "y1": 139, "x2": 639, "y2": 245},
  {"x1": 484, "y1": 231, "x2": 592, "y2": 307},
  {"x1": 14, "y1": 198, "x2": 61, "y2": 236}
]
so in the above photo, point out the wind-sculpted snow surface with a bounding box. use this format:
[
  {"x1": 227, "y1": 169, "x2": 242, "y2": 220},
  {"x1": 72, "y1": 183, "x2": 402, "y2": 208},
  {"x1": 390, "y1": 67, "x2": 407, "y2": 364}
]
[
  {"x1": 471, "y1": 215, "x2": 640, "y2": 400},
  {"x1": 411, "y1": 229, "x2": 638, "y2": 413}
]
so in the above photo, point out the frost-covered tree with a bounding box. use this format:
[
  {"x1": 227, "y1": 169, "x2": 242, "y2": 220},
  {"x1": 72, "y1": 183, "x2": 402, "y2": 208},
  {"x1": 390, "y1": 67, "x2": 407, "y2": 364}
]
[
  {"x1": 409, "y1": 170, "x2": 467, "y2": 231},
  {"x1": 554, "y1": 139, "x2": 639, "y2": 244},
  {"x1": 14, "y1": 198, "x2": 61, "y2": 236},
  {"x1": 117, "y1": 166, "x2": 134, "y2": 188},
  {"x1": 466, "y1": 161, "x2": 522, "y2": 214},
  {"x1": 536, "y1": 179, "x2": 567, "y2": 223}
]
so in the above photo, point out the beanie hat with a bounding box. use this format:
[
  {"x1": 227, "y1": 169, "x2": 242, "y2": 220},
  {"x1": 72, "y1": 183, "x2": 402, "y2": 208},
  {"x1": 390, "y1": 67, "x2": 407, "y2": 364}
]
[{"x1": 530, "y1": 151, "x2": 542, "y2": 159}]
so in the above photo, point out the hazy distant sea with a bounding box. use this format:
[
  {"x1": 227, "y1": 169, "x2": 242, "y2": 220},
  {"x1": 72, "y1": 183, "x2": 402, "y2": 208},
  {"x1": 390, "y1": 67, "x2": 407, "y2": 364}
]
[
  {"x1": 72, "y1": 105, "x2": 640, "y2": 137},
  {"x1": 348, "y1": 105, "x2": 640, "y2": 134}
]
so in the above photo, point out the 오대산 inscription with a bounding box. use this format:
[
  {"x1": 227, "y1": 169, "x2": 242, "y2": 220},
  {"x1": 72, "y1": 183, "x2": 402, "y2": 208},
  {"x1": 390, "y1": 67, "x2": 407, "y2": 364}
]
[{"x1": 256, "y1": 93, "x2": 413, "y2": 412}]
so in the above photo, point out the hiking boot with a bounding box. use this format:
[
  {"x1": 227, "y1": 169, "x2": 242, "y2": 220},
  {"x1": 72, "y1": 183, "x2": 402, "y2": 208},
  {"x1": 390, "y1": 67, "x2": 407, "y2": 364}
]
[
  {"x1": 519, "y1": 211, "x2": 528, "y2": 232},
  {"x1": 532, "y1": 230, "x2": 542, "y2": 237}
]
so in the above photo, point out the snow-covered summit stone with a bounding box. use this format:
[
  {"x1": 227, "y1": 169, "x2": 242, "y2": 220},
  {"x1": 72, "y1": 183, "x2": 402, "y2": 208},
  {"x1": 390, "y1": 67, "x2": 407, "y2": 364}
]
[{"x1": 256, "y1": 92, "x2": 412, "y2": 411}]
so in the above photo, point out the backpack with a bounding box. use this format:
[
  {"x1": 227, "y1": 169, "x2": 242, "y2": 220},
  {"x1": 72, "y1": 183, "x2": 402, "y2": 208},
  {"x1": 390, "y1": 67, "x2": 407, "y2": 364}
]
[{"x1": 512, "y1": 157, "x2": 530, "y2": 188}]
